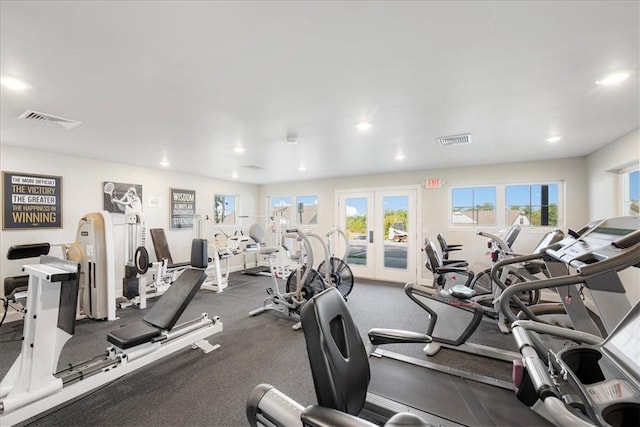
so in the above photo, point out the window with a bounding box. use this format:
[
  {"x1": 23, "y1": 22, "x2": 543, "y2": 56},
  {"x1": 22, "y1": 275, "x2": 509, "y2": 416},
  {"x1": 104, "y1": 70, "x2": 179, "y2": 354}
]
[
  {"x1": 505, "y1": 184, "x2": 558, "y2": 226},
  {"x1": 622, "y1": 168, "x2": 639, "y2": 216},
  {"x1": 214, "y1": 194, "x2": 236, "y2": 224},
  {"x1": 295, "y1": 195, "x2": 318, "y2": 225},
  {"x1": 451, "y1": 186, "x2": 496, "y2": 226},
  {"x1": 270, "y1": 196, "x2": 292, "y2": 220}
]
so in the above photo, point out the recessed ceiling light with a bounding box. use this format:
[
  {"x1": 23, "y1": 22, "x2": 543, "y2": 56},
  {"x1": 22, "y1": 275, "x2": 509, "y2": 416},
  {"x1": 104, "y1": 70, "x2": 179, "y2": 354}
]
[
  {"x1": 233, "y1": 146, "x2": 245, "y2": 154},
  {"x1": 595, "y1": 71, "x2": 630, "y2": 86},
  {"x1": 546, "y1": 136, "x2": 561, "y2": 143},
  {"x1": 232, "y1": 172, "x2": 238, "y2": 179},
  {"x1": 299, "y1": 163, "x2": 307, "y2": 171},
  {"x1": 160, "y1": 159, "x2": 170, "y2": 167},
  {"x1": 395, "y1": 153, "x2": 405, "y2": 160},
  {"x1": 1, "y1": 75, "x2": 32, "y2": 91},
  {"x1": 356, "y1": 121, "x2": 372, "y2": 132}
]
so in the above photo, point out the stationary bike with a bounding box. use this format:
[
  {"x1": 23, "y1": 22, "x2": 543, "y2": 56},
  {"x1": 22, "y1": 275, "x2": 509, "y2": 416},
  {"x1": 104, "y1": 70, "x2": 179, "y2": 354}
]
[{"x1": 405, "y1": 236, "x2": 556, "y2": 362}]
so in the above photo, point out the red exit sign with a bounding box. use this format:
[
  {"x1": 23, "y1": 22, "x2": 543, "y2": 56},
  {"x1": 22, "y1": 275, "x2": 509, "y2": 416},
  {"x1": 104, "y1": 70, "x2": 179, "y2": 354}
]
[{"x1": 425, "y1": 178, "x2": 441, "y2": 189}]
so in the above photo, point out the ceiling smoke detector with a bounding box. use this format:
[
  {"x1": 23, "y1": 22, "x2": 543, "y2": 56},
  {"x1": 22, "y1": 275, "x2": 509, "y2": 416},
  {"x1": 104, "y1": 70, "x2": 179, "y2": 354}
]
[
  {"x1": 19, "y1": 110, "x2": 82, "y2": 130},
  {"x1": 437, "y1": 133, "x2": 471, "y2": 146},
  {"x1": 286, "y1": 133, "x2": 298, "y2": 145}
]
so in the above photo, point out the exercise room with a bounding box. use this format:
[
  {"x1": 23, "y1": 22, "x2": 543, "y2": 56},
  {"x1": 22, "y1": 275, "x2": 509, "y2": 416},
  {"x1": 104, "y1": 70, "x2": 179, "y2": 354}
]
[{"x1": 1, "y1": 1, "x2": 639, "y2": 426}]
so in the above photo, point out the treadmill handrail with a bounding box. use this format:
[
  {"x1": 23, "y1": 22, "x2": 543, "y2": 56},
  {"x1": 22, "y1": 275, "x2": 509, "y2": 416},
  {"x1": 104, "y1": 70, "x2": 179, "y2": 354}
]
[
  {"x1": 490, "y1": 252, "x2": 549, "y2": 323},
  {"x1": 498, "y1": 273, "x2": 595, "y2": 323},
  {"x1": 512, "y1": 320, "x2": 603, "y2": 345},
  {"x1": 498, "y1": 243, "x2": 640, "y2": 324},
  {"x1": 477, "y1": 230, "x2": 512, "y2": 253}
]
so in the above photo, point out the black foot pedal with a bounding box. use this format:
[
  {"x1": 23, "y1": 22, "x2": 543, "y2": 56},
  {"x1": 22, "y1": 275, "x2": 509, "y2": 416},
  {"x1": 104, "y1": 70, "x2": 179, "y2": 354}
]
[{"x1": 266, "y1": 287, "x2": 274, "y2": 295}]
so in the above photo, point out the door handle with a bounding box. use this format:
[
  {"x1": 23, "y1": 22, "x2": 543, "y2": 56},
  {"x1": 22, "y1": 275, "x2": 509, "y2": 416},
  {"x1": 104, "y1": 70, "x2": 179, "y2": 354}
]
[{"x1": 369, "y1": 230, "x2": 374, "y2": 244}]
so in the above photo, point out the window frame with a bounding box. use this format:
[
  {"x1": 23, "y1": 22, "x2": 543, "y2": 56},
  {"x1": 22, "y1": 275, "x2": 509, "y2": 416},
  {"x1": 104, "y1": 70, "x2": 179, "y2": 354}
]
[
  {"x1": 213, "y1": 194, "x2": 237, "y2": 225},
  {"x1": 620, "y1": 166, "x2": 639, "y2": 217},
  {"x1": 295, "y1": 195, "x2": 319, "y2": 226},
  {"x1": 449, "y1": 185, "x2": 498, "y2": 228},
  {"x1": 267, "y1": 194, "x2": 320, "y2": 227},
  {"x1": 504, "y1": 182, "x2": 560, "y2": 228},
  {"x1": 449, "y1": 181, "x2": 564, "y2": 229}
]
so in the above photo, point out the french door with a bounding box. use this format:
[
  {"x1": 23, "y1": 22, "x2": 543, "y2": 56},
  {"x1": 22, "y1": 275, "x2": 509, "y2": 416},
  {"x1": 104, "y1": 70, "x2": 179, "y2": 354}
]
[{"x1": 337, "y1": 187, "x2": 418, "y2": 283}]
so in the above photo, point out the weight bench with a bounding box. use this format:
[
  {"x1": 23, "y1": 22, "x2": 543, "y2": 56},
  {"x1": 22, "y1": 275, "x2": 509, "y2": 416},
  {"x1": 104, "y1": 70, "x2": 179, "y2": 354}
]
[
  {"x1": 108, "y1": 239, "x2": 209, "y2": 349},
  {"x1": 149, "y1": 228, "x2": 191, "y2": 269}
]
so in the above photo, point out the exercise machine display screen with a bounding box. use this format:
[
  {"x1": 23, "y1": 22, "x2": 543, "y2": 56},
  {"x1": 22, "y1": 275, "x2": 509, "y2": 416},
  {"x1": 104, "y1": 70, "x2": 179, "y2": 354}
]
[{"x1": 604, "y1": 304, "x2": 640, "y2": 379}]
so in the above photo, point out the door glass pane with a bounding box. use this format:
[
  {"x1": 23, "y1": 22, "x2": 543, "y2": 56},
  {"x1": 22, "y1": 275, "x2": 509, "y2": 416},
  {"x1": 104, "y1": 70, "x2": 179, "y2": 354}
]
[
  {"x1": 345, "y1": 197, "x2": 367, "y2": 265},
  {"x1": 383, "y1": 195, "x2": 408, "y2": 269}
]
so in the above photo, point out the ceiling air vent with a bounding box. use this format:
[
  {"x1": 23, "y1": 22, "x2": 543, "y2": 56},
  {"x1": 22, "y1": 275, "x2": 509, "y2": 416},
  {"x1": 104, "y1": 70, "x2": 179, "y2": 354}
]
[
  {"x1": 437, "y1": 133, "x2": 471, "y2": 146},
  {"x1": 19, "y1": 110, "x2": 82, "y2": 130},
  {"x1": 241, "y1": 164, "x2": 264, "y2": 170}
]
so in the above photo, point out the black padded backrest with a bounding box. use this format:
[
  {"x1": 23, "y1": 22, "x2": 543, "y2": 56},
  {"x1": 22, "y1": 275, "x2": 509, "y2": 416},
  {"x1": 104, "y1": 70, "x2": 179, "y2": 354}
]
[
  {"x1": 436, "y1": 233, "x2": 447, "y2": 252},
  {"x1": 504, "y1": 225, "x2": 521, "y2": 248},
  {"x1": 7, "y1": 243, "x2": 51, "y2": 259},
  {"x1": 424, "y1": 239, "x2": 442, "y2": 271},
  {"x1": 149, "y1": 228, "x2": 174, "y2": 265},
  {"x1": 300, "y1": 288, "x2": 370, "y2": 416},
  {"x1": 142, "y1": 268, "x2": 206, "y2": 330},
  {"x1": 190, "y1": 238, "x2": 208, "y2": 268}
]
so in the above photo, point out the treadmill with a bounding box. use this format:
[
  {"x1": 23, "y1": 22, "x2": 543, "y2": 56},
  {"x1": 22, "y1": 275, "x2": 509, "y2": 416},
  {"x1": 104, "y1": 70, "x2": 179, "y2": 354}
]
[
  {"x1": 364, "y1": 348, "x2": 550, "y2": 425},
  {"x1": 493, "y1": 216, "x2": 640, "y2": 339}
]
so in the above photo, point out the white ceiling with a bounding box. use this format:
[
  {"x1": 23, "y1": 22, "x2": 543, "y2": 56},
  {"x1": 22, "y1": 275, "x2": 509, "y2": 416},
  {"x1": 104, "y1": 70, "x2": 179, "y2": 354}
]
[{"x1": 1, "y1": 1, "x2": 638, "y2": 184}]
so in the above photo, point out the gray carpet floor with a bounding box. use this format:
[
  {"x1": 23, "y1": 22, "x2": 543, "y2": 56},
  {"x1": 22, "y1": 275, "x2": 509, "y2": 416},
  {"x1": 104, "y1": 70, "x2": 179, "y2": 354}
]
[{"x1": 0, "y1": 272, "x2": 518, "y2": 426}]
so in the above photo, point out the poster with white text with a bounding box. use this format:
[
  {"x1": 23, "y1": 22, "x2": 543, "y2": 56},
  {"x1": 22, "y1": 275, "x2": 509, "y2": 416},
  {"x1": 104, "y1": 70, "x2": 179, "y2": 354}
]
[{"x1": 3, "y1": 171, "x2": 63, "y2": 229}]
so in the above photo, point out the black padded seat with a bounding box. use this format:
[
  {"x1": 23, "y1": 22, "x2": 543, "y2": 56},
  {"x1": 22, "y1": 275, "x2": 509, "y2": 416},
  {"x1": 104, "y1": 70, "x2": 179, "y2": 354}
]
[
  {"x1": 107, "y1": 322, "x2": 161, "y2": 349},
  {"x1": 107, "y1": 240, "x2": 208, "y2": 350}
]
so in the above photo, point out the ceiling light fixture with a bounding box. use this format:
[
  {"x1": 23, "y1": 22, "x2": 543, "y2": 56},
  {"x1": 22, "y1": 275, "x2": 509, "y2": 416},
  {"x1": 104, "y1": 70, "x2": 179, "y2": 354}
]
[
  {"x1": 1, "y1": 75, "x2": 32, "y2": 91},
  {"x1": 395, "y1": 153, "x2": 405, "y2": 160},
  {"x1": 299, "y1": 163, "x2": 307, "y2": 171},
  {"x1": 356, "y1": 121, "x2": 372, "y2": 132},
  {"x1": 233, "y1": 146, "x2": 245, "y2": 154},
  {"x1": 546, "y1": 136, "x2": 561, "y2": 143},
  {"x1": 232, "y1": 172, "x2": 238, "y2": 179},
  {"x1": 160, "y1": 159, "x2": 170, "y2": 167},
  {"x1": 595, "y1": 71, "x2": 630, "y2": 86}
]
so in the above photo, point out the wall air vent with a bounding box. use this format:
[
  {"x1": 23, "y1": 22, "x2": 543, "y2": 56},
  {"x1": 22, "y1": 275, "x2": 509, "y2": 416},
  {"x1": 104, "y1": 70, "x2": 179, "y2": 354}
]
[
  {"x1": 241, "y1": 164, "x2": 264, "y2": 170},
  {"x1": 437, "y1": 133, "x2": 471, "y2": 146},
  {"x1": 19, "y1": 110, "x2": 82, "y2": 130}
]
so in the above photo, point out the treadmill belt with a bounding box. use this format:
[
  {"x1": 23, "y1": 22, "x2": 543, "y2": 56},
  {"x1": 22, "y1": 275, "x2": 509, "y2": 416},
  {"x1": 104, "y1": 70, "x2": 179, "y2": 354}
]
[{"x1": 368, "y1": 355, "x2": 551, "y2": 426}]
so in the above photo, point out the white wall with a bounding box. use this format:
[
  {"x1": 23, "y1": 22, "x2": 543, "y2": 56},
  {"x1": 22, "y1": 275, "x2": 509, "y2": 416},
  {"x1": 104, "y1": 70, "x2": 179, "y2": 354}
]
[
  {"x1": 259, "y1": 156, "x2": 589, "y2": 283},
  {"x1": 586, "y1": 127, "x2": 640, "y2": 304},
  {"x1": 586, "y1": 128, "x2": 639, "y2": 220},
  {"x1": 3, "y1": 131, "x2": 635, "y2": 301},
  {"x1": 1, "y1": 144, "x2": 259, "y2": 299}
]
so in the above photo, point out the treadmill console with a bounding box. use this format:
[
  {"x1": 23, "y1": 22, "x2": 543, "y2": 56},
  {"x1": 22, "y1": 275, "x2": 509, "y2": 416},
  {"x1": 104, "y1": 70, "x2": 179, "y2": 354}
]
[
  {"x1": 545, "y1": 216, "x2": 640, "y2": 265},
  {"x1": 554, "y1": 303, "x2": 640, "y2": 426}
]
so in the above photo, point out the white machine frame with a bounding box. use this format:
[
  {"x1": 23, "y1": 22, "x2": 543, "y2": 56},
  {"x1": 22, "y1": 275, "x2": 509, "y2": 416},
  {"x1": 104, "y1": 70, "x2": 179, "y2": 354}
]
[{"x1": 0, "y1": 259, "x2": 222, "y2": 426}]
